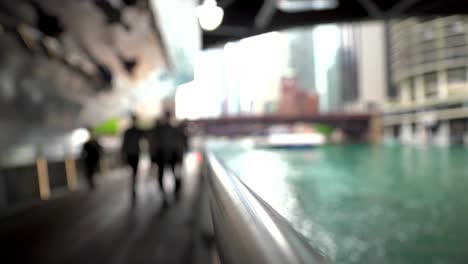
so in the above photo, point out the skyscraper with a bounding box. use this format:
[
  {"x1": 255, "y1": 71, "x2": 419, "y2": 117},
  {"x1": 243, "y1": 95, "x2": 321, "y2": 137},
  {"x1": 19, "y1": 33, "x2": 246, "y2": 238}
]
[
  {"x1": 326, "y1": 22, "x2": 386, "y2": 113},
  {"x1": 288, "y1": 28, "x2": 316, "y2": 92},
  {"x1": 327, "y1": 52, "x2": 341, "y2": 111},
  {"x1": 326, "y1": 25, "x2": 360, "y2": 112},
  {"x1": 340, "y1": 25, "x2": 360, "y2": 105}
]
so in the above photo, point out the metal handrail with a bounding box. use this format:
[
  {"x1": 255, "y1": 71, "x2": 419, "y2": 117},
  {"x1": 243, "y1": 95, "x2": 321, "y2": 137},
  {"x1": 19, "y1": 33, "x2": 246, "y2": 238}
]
[{"x1": 205, "y1": 152, "x2": 330, "y2": 264}]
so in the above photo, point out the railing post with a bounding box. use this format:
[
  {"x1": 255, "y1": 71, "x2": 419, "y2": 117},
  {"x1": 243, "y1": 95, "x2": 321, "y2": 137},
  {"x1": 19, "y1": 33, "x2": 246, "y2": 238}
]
[
  {"x1": 36, "y1": 157, "x2": 50, "y2": 200},
  {"x1": 65, "y1": 158, "x2": 78, "y2": 191},
  {"x1": 100, "y1": 157, "x2": 109, "y2": 176}
]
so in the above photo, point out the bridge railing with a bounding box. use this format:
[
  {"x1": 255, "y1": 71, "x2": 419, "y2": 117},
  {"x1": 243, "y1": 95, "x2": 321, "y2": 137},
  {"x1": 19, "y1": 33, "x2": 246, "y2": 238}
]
[{"x1": 204, "y1": 151, "x2": 330, "y2": 264}]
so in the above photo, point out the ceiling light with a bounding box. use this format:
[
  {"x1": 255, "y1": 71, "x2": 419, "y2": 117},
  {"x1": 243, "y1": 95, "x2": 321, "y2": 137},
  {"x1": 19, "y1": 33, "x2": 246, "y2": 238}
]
[
  {"x1": 196, "y1": 0, "x2": 224, "y2": 31},
  {"x1": 277, "y1": 0, "x2": 338, "y2": 12}
]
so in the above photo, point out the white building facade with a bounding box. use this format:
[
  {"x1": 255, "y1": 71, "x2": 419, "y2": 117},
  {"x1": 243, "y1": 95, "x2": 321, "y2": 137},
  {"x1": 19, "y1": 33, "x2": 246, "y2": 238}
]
[{"x1": 383, "y1": 16, "x2": 468, "y2": 146}]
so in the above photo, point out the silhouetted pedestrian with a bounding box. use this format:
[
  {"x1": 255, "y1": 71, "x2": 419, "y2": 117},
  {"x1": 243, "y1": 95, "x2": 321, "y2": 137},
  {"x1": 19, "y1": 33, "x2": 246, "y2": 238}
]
[
  {"x1": 179, "y1": 119, "x2": 189, "y2": 157},
  {"x1": 148, "y1": 111, "x2": 186, "y2": 199},
  {"x1": 81, "y1": 129, "x2": 102, "y2": 190},
  {"x1": 121, "y1": 114, "x2": 143, "y2": 202}
]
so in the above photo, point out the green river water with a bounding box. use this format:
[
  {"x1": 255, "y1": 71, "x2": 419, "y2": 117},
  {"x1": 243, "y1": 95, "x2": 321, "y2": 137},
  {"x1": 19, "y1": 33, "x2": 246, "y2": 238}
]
[{"x1": 212, "y1": 143, "x2": 468, "y2": 264}]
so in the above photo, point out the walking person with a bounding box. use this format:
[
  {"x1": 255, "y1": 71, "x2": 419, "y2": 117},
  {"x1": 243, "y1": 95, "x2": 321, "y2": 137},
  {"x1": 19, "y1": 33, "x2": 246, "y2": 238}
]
[
  {"x1": 173, "y1": 119, "x2": 189, "y2": 197},
  {"x1": 148, "y1": 111, "x2": 186, "y2": 200},
  {"x1": 121, "y1": 114, "x2": 143, "y2": 202},
  {"x1": 81, "y1": 128, "x2": 102, "y2": 190}
]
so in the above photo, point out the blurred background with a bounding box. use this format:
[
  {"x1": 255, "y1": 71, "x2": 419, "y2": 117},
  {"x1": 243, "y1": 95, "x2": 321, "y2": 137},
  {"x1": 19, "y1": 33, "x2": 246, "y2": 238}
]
[{"x1": 1, "y1": 0, "x2": 468, "y2": 264}]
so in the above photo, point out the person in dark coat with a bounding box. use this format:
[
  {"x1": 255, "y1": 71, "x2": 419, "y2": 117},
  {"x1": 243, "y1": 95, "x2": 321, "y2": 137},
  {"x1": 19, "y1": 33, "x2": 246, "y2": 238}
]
[
  {"x1": 81, "y1": 129, "x2": 102, "y2": 190},
  {"x1": 121, "y1": 114, "x2": 143, "y2": 201},
  {"x1": 148, "y1": 111, "x2": 186, "y2": 198}
]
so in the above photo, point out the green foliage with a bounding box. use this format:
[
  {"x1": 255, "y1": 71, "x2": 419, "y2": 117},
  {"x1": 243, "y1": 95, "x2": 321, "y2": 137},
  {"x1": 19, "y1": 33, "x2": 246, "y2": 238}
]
[
  {"x1": 93, "y1": 118, "x2": 120, "y2": 135},
  {"x1": 313, "y1": 123, "x2": 334, "y2": 135}
]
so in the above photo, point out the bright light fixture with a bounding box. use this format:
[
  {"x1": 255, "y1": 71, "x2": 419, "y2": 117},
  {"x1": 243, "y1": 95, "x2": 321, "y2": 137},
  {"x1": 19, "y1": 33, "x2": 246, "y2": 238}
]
[
  {"x1": 71, "y1": 128, "x2": 90, "y2": 145},
  {"x1": 196, "y1": 0, "x2": 224, "y2": 31},
  {"x1": 277, "y1": 0, "x2": 338, "y2": 12}
]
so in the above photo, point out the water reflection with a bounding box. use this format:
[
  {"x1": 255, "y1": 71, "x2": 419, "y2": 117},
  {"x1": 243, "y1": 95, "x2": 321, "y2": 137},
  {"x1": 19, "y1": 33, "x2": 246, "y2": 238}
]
[{"x1": 214, "y1": 144, "x2": 468, "y2": 264}]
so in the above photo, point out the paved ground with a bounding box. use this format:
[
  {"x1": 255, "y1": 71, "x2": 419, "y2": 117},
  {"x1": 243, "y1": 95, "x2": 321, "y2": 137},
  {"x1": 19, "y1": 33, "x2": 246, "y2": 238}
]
[{"x1": 0, "y1": 155, "x2": 211, "y2": 264}]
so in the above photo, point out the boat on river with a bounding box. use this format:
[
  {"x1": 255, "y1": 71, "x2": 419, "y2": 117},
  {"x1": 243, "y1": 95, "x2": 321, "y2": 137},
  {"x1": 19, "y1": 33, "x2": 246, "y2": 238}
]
[{"x1": 255, "y1": 132, "x2": 325, "y2": 149}]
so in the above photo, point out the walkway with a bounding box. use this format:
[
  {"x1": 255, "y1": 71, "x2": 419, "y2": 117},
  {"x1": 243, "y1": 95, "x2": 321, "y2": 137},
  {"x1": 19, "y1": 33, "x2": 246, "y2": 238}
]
[{"x1": 0, "y1": 154, "x2": 211, "y2": 264}]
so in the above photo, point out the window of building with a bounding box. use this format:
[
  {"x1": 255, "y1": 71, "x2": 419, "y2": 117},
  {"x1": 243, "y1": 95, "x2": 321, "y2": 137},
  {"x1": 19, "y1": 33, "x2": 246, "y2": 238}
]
[
  {"x1": 445, "y1": 35, "x2": 465, "y2": 47},
  {"x1": 422, "y1": 51, "x2": 438, "y2": 63},
  {"x1": 392, "y1": 125, "x2": 400, "y2": 138},
  {"x1": 423, "y1": 28, "x2": 435, "y2": 40},
  {"x1": 409, "y1": 77, "x2": 416, "y2": 101},
  {"x1": 451, "y1": 21, "x2": 465, "y2": 34},
  {"x1": 424, "y1": 72, "x2": 438, "y2": 97},
  {"x1": 430, "y1": 122, "x2": 439, "y2": 135},
  {"x1": 447, "y1": 67, "x2": 467, "y2": 84},
  {"x1": 388, "y1": 82, "x2": 398, "y2": 98},
  {"x1": 445, "y1": 46, "x2": 467, "y2": 59},
  {"x1": 422, "y1": 41, "x2": 437, "y2": 51}
]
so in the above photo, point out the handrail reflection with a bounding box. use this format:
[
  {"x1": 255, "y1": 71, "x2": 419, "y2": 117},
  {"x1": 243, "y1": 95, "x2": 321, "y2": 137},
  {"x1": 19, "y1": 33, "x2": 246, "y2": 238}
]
[{"x1": 205, "y1": 152, "x2": 330, "y2": 264}]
